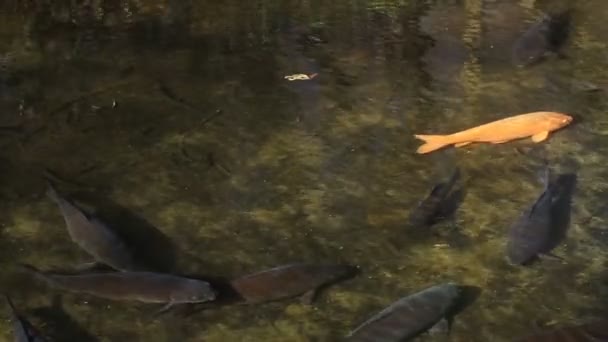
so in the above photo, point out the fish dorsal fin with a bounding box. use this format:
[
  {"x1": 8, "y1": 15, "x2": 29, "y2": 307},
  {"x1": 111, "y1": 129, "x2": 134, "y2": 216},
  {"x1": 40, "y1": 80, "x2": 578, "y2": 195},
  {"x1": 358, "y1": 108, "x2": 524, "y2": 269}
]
[
  {"x1": 428, "y1": 169, "x2": 461, "y2": 199},
  {"x1": 445, "y1": 168, "x2": 461, "y2": 189},
  {"x1": 538, "y1": 18, "x2": 552, "y2": 34},
  {"x1": 541, "y1": 163, "x2": 552, "y2": 190},
  {"x1": 528, "y1": 183, "x2": 558, "y2": 217},
  {"x1": 526, "y1": 164, "x2": 554, "y2": 216},
  {"x1": 428, "y1": 183, "x2": 446, "y2": 198},
  {"x1": 528, "y1": 190, "x2": 547, "y2": 216}
]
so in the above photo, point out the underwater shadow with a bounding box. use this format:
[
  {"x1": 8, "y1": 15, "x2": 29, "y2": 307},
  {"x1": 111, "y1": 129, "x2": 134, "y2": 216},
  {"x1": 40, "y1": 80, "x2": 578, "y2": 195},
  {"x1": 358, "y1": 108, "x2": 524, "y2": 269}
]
[
  {"x1": 545, "y1": 173, "x2": 577, "y2": 253},
  {"x1": 71, "y1": 191, "x2": 178, "y2": 273},
  {"x1": 450, "y1": 285, "x2": 482, "y2": 317},
  {"x1": 31, "y1": 295, "x2": 98, "y2": 342}
]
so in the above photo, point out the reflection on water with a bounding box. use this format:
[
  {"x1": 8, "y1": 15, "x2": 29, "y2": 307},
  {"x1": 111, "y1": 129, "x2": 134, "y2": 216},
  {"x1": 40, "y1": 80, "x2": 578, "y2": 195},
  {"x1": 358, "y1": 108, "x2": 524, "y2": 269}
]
[{"x1": 1, "y1": 0, "x2": 608, "y2": 341}]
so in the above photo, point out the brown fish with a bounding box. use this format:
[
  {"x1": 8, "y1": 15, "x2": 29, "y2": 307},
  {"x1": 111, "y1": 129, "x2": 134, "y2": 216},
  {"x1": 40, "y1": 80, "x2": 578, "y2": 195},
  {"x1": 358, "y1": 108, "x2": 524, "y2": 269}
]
[
  {"x1": 46, "y1": 183, "x2": 138, "y2": 271},
  {"x1": 20, "y1": 264, "x2": 216, "y2": 311},
  {"x1": 414, "y1": 111, "x2": 572, "y2": 154},
  {"x1": 347, "y1": 283, "x2": 462, "y2": 341},
  {"x1": 516, "y1": 320, "x2": 608, "y2": 341},
  {"x1": 229, "y1": 263, "x2": 357, "y2": 304}
]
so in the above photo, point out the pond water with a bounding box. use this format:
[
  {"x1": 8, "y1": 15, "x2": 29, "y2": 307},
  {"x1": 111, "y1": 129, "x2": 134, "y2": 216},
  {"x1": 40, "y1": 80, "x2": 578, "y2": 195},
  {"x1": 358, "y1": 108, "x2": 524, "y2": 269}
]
[{"x1": 1, "y1": 0, "x2": 608, "y2": 341}]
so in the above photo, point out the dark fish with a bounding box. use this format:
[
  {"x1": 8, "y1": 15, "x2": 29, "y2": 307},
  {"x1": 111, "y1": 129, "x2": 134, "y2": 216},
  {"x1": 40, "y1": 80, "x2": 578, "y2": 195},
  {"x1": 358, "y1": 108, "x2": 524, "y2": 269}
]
[
  {"x1": 5, "y1": 295, "x2": 47, "y2": 342},
  {"x1": 516, "y1": 320, "x2": 608, "y2": 341},
  {"x1": 46, "y1": 183, "x2": 137, "y2": 271},
  {"x1": 512, "y1": 10, "x2": 572, "y2": 67},
  {"x1": 20, "y1": 264, "x2": 216, "y2": 311},
  {"x1": 408, "y1": 169, "x2": 461, "y2": 228},
  {"x1": 347, "y1": 283, "x2": 462, "y2": 341},
  {"x1": 507, "y1": 167, "x2": 560, "y2": 265},
  {"x1": 229, "y1": 263, "x2": 357, "y2": 304},
  {"x1": 546, "y1": 75, "x2": 604, "y2": 93}
]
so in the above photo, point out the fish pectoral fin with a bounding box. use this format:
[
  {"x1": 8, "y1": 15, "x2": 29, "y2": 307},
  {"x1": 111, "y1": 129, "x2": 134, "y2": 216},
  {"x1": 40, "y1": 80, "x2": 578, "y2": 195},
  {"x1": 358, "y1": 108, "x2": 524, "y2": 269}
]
[
  {"x1": 428, "y1": 183, "x2": 447, "y2": 197},
  {"x1": 454, "y1": 141, "x2": 472, "y2": 148},
  {"x1": 490, "y1": 140, "x2": 509, "y2": 144},
  {"x1": 531, "y1": 131, "x2": 550, "y2": 143},
  {"x1": 428, "y1": 318, "x2": 451, "y2": 336},
  {"x1": 299, "y1": 289, "x2": 317, "y2": 305},
  {"x1": 539, "y1": 253, "x2": 566, "y2": 263},
  {"x1": 153, "y1": 302, "x2": 175, "y2": 316}
]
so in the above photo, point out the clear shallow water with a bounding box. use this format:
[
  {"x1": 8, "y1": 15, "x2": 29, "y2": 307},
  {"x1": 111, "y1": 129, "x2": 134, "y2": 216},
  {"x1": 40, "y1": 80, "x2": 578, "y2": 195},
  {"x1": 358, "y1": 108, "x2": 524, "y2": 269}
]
[{"x1": 1, "y1": 0, "x2": 608, "y2": 341}]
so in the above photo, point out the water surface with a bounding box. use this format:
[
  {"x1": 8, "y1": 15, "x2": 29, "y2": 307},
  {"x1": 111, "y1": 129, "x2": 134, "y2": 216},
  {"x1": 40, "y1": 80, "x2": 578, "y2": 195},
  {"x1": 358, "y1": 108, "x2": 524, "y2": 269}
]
[{"x1": 1, "y1": 1, "x2": 608, "y2": 341}]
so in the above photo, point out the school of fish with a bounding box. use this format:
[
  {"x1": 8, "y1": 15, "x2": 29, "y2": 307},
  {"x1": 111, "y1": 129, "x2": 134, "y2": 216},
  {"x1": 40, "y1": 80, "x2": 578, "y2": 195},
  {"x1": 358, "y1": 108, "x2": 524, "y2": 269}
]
[{"x1": 5, "y1": 5, "x2": 605, "y2": 342}]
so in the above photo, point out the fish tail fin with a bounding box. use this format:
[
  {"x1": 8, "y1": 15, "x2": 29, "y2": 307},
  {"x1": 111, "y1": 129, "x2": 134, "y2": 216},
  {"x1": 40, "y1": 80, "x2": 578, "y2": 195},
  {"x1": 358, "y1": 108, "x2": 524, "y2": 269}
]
[{"x1": 414, "y1": 135, "x2": 452, "y2": 154}]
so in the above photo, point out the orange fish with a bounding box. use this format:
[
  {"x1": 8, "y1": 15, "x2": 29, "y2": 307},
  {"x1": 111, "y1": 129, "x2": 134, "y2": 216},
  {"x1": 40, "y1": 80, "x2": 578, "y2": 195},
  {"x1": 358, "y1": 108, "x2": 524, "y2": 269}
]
[{"x1": 414, "y1": 111, "x2": 572, "y2": 154}]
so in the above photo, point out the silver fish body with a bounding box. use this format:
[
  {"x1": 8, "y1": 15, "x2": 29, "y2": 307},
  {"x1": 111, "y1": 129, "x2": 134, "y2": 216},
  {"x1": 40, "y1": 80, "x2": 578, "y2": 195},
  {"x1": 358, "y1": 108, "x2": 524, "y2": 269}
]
[
  {"x1": 347, "y1": 283, "x2": 461, "y2": 342},
  {"x1": 47, "y1": 184, "x2": 138, "y2": 271},
  {"x1": 21, "y1": 265, "x2": 216, "y2": 305}
]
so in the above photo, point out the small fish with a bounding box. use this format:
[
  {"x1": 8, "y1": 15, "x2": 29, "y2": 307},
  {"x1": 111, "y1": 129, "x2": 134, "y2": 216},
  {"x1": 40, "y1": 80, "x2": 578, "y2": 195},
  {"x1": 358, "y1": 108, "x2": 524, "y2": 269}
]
[
  {"x1": 5, "y1": 295, "x2": 47, "y2": 342},
  {"x1": 512, "y1": 10, "x2": 572, "y2": 67},
  {"x1": 408, "y1": 169, "x2": 461, "y2": 228},
  {"x1": 19, "y1": 264, "x2": 216, "y2": 312},
  {"x1": 507, "y1": 166, "x2": 559, "y2": 265},
  {"x1": 229, "y1": 263, "x2": 357, "y2": 304},
  {"x1": 414, "y1": 111, "x2": 572, "y2": 154},
  {"x1": 46, "y1": 182, "x2": 138, "y2": 271},
  {"x1": 516, "y1": 320, "x2": 608, "y2": 341},
  {"x1": 546, "y1": 75, "x2": 604, "y2": 93},
  {"x1": 347, "y1": 283, "x2": 462, "y2": 341}
]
